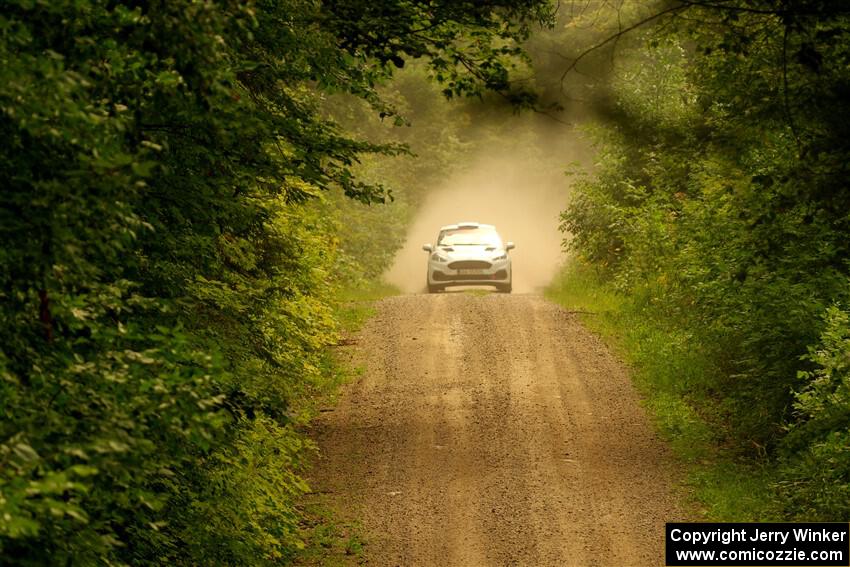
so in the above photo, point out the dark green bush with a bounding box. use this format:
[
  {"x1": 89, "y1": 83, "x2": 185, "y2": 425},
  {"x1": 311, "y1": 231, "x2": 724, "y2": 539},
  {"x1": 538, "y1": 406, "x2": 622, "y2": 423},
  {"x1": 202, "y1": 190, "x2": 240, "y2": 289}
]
[{"x1": 780, "y1": 305, "x2": 850, "y2": 520}]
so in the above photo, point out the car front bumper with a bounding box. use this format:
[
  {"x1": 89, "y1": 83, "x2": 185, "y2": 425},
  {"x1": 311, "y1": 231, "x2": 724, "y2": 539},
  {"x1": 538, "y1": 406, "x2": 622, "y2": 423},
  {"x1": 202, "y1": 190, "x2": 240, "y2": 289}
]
[{"x1": 427, "y1": 260, "x2": 511, "y2": 287}]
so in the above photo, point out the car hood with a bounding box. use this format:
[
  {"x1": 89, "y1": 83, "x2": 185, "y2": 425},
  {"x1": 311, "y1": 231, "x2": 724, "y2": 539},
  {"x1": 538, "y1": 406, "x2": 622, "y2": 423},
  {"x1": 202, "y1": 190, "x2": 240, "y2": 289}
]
[{"x1": 435, "y1": 244, "x2": 507, "y2": 261}]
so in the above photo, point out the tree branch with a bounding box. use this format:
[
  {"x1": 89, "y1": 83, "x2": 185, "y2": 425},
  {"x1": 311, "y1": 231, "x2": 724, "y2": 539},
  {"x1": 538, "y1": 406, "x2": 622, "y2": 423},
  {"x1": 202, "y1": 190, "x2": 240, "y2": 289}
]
[{"x1": 558, "y1": 3, "x2": 690, "y2": 90}]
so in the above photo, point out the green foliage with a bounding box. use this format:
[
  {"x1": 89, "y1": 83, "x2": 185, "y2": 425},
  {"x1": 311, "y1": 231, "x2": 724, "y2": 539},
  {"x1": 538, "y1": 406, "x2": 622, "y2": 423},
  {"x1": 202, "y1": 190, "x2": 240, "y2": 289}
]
[
  {"x1": 780, "y1": 304, "x2": 850, "y2": 520},
  {"x1": 319, "y1": 0, "x2": 553, "y2": 104},
  {"x1": 179, "y1": 416, "x2": 314, "y2": 564},
  {"x1": 561, "y1": 1, "x2": 850, "y2": 520},
  {"x1": 0, "y1": 0, "x2": 551, "y2": 563}
]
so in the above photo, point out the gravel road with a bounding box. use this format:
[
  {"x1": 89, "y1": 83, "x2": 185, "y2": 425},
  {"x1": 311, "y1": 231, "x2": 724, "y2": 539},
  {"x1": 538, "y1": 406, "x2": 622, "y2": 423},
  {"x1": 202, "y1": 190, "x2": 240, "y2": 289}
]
[{"x1": 308, "y1": 293, "x2": 685, "y2": 566}]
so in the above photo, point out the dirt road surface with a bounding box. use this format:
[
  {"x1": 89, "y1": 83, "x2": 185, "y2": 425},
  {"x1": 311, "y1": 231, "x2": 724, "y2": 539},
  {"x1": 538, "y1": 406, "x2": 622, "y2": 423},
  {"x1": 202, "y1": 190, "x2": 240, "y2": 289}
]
[{"x1": 308, "y1": 293, "x2": 686, "y2": 566}]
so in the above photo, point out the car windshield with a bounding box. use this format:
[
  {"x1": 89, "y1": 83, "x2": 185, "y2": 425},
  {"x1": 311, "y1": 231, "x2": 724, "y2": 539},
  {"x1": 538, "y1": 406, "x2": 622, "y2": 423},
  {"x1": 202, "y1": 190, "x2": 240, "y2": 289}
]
[{"x1": 438, "y1": 227, "x2": 502, "y2": 247}]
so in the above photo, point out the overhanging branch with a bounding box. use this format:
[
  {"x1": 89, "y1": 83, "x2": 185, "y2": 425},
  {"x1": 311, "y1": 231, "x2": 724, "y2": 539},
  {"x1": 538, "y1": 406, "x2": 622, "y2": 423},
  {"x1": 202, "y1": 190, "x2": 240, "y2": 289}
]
[{"x1": 558, "y1": 3, "x2": 690, "y2": 91}]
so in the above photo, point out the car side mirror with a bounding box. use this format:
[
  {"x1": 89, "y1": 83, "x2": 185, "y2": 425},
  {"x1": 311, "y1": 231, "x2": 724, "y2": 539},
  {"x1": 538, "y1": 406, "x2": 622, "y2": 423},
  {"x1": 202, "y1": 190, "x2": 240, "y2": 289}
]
[
  {"x1": 422, "y1": 244, "x2": 433, "y2": 252},
  {"x1": 505, "y1": 241, "x2": 515, "y2": 251}
]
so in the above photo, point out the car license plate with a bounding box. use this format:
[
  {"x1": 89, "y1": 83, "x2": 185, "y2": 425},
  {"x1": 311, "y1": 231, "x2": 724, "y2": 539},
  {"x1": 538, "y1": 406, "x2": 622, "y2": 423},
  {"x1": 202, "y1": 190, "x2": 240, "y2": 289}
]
[{"x1": 458, "y1": 269, "x2": 485, "y2": 275}]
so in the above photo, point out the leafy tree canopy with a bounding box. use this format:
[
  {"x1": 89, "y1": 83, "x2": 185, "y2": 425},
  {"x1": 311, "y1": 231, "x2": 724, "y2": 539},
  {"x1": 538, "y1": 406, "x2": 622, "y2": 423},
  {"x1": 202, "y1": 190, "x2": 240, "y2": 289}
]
[{"x1": 0, "y1": 0, "x2": 552, "y2": 563}]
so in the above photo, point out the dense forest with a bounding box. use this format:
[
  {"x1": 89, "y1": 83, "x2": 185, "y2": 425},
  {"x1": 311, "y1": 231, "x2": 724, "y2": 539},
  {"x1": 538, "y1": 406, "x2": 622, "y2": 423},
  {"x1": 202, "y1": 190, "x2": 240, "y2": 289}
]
[
  {"x1": 0, "y1": 1, "x2": 552, "y2": 564},
  {"x1": 560, "y1": 1, "x2": 850, "y2": 521},
  {"x1": 2, "y1": 0, "x2": 849, "y2": 565}
]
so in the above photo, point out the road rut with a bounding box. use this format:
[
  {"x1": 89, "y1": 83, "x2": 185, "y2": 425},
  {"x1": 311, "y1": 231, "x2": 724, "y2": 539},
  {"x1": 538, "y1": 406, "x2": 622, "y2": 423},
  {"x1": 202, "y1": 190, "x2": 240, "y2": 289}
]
[{"x1": 308, "y1": 293, "x2": 685, "y2": 566}]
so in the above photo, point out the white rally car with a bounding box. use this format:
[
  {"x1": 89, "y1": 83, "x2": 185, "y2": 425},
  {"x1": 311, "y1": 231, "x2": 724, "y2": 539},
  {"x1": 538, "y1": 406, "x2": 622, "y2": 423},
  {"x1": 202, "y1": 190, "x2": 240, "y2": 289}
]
[{"x1": 422, "y1": 222, "x2": 514, "y2": 293}]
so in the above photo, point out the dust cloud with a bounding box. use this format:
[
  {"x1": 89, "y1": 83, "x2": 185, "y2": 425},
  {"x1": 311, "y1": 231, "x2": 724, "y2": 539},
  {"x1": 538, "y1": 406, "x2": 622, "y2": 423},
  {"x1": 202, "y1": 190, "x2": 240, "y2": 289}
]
[{"x1": 386, "y1": 130, "x2": 589, "y2": 294}]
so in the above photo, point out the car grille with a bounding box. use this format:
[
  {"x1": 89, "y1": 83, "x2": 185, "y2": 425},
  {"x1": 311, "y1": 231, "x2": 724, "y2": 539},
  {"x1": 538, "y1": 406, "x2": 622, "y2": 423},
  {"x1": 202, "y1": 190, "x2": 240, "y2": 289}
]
[
  {"x1": 432, "y1": 270, "x2": 507, "y2": 282},
  {"x1": 447, "y1": 260, "x2": 492, "y2": 270}
]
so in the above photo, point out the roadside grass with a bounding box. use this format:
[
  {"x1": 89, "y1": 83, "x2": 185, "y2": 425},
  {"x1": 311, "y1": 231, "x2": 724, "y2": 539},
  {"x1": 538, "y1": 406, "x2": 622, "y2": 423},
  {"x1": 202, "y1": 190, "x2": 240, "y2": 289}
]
[
  {"x1": 294, "y1": 278, "x2": 399, "y2": 565},
  {"x1": 545, "y1": 261, "x2": 778, "y2": 522},
  {"x1": 336, "y1": 279, "x2": 400, "y2": 333},
  {"x1": 296, "y1": 499, "x2": 366, "y2": 566}
]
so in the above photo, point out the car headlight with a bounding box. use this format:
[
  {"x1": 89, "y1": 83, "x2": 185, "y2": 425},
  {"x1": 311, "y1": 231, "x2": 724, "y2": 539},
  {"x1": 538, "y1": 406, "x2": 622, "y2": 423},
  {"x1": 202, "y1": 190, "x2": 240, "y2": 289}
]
[
  {"x1": 493, "y1": 253, "x2": 507, "y2": 261},
  {"x1": 431, "y1": 253, "x2": 448, "y2": 263}
]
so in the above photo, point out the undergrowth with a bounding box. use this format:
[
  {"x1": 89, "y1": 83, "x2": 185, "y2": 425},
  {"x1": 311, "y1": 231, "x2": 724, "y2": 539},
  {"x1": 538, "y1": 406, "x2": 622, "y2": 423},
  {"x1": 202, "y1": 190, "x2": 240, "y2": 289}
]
[
  {"x1": 546, "y1": 261, "x2": 779, "y2": 521},
  {"x1": 336, "y1": 281, "x2": 401, "y2": 334},
  {"x1": 293, "y1": 279, "x2": 398, "y2": 564}
]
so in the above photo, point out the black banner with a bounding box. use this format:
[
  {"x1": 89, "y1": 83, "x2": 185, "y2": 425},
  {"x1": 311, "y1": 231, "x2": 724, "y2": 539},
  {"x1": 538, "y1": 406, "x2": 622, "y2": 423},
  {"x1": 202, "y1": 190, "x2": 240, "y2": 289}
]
[{"x1": 666, "y1": 523, "x2": 849, "y2": 566}]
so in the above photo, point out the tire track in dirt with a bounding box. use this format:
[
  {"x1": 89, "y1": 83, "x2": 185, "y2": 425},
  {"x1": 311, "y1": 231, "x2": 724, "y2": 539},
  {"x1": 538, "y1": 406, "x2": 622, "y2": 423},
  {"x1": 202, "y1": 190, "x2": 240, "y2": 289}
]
[{"x1": 307, "y1": 293, "x2": 686, "y2": 566}]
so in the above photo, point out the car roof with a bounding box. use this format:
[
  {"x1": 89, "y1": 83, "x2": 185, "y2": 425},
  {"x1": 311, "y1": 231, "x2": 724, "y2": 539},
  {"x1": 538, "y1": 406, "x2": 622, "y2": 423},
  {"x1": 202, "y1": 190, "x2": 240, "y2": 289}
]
[{"x1": 438, "y1": 222, "x2": 497, "y2": 231}]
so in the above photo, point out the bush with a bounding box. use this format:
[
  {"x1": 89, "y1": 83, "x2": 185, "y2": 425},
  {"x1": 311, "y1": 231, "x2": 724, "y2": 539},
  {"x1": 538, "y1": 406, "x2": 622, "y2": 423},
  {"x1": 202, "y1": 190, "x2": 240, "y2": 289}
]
[{"x1": 780, "y1": 305, "x2": 850, "y2": 520}]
